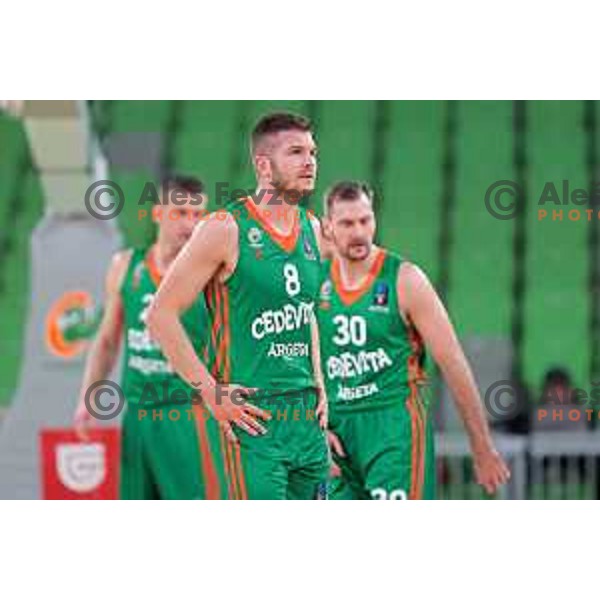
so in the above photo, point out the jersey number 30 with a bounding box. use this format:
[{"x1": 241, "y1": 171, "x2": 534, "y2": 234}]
[{"x1": 332, "y1": 315, "x2": 367, "y2": 346}]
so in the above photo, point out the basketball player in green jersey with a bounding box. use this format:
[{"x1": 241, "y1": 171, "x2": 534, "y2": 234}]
[
  {"x1": 148, "y1": 113, "x2": 329, "y2": 499},
  {"x1": 74, "y1": 175, "x2": 224, "y2": 500},
  {"x1": 319, "y1": 181, "x2": 510, "y2": 499}
]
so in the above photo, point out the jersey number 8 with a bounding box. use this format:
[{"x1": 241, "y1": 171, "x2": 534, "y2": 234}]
[{"x1": 283, "y1": 263, "x2": 301, "y2": 297}]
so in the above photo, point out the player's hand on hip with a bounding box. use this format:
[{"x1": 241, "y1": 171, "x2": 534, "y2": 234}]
[
  {"x1": 316, "y1": 386, "x2": 328, "y2": 429},
  {"x1": 208, "y1": 383, "x2": 271, "y2": 444},
  {"x1": 327, "y1": 430, "x2": 345, "y2": 478},
  {"x1": 473, "y1": 447, "x2": 511, "y2": 495}
]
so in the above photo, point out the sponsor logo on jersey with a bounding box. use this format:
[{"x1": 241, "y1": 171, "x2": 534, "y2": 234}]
[
  {"x1": 250, "y1": 301, "x2": 315, "y2": 340},
  {"x1": 319, "y1": 279, "x2": 332, "y2": 309},
  {"x1": 370, "y1": 281, "x2": 390, "y2": 312},
  {"x1": 45, "y1": 290, "x2": 101, "y2": 359},
  {"x1": 326, "y1": 348, "x2": 393, "y2": 379},
  {"x1": 302, "y1": 233, "x2": 317, "y2": 261},
  {"x1": 267, "y1": 342, "x2": 310, "y2": 358},
  {"x1": 336, "y1": 382, "x2": 379, "y2": 401},
  {"x1": 247, "y1": 227, "x2": 263, "y2": 248}
]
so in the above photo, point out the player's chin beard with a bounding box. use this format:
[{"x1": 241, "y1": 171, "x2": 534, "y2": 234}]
[
  {"x1": 345, "y1": 242, "x2": 370, "y2": 262},
  {"x1": 269, "y1": 177, "x2": 306, "y2": 202}
]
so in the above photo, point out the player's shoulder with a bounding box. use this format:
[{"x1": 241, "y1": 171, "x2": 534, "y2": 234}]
[
  {"x1": 187, "y1": 206, "x2": 239, "y2": 258},
  {"x1": 219, "y1": 196, "x2": 249, "y2": 215},
  {"x1": 396, "y1": 258, "x2": 430, "y2": 292},
  {"x1": 106, "y1": 248, "x2": 136, "y2": 294},
  {"x1": 381, "y1": 247, "x2": 419, "y2": 285},
  {"x1": 110, "y1": 248, "x2": 135, "y2": 275},
  {"x1": 379, "y1": 246, "x2": 403, "y2": 264}
]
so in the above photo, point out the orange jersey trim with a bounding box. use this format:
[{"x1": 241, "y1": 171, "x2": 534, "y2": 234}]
[
  {"x1": 405, "y1": 325, "x2": 426, "y2": 499},
  {"x1": 245, "y1": 197, "x2": 300, "y2": 254},
  {"x1": 331, "y1": 248, "x2": 386, "y2": 306},
  {"x1": 145, "y1": 245, "x2": 162, "y2": 287},
  {"x1": 193, "y1": 404, "x2": 222, "y2": 499}
]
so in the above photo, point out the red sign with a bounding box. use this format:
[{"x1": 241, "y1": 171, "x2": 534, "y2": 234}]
[{"x1": 40, "y1": 428, "x2": 120, "y2": 499}]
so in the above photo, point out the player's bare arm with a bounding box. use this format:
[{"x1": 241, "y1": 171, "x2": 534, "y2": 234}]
[
  {"x1": 146, "y1": 215, "x2": 270, "y2": 443},
  {"x1": 74, "y1": 249, "x2": 131, "y2": 439},
  {"x1": 310, "y1": 313, "x2": 328, "y2": 430},
  {"x1": 397, "y1": 262, "x2": 511, "y2": 495}
]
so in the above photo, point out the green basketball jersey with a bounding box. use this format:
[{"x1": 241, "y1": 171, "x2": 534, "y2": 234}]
[
  {"x1": 318, "y1": 249, "x2": 427, "y2": 412},
  {"x1": 205, "y1": 198, "x2": 321, "y2": 395},
  {"x1": 120, "y1": 247, "x2": 207, "y2": 403}
]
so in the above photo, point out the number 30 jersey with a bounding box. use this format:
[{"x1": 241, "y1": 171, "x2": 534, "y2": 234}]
[
  {"x1": 317, "y1": 248, "x2": 427, "y2": 412},
  {"x1": 204, "y1": 198, "x2": 321, "y2": 394}
]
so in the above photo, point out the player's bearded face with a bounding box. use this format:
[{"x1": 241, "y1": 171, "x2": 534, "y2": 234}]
[
  {"x1": 266, "y1": 131, "x2": 317, "y2": 198},
  {"x1": 330, "y1": 198, "x2": 376, "y2": 262}
]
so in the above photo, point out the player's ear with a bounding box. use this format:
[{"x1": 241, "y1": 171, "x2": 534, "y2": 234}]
[
  {"x1": 254, "y1": 153, "x2": 271, "y2": 181},
  {"x1": 322, "y1": 216, "x2": 333, "y2": 241},
  {"x1": 151, "y1": 205, "x2": 162, "y2": 224}
]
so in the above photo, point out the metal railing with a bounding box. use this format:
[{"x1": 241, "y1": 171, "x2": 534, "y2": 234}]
[{"x1": 436, "y1": 432, "x2": 600, "y2": 499}]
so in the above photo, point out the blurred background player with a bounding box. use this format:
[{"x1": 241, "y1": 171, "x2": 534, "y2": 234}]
[
  {"x1": 148, "y1": 113, "x2": 330, "y2": 499},
  {"x1": 73, "y1": 174, "x2": 222, "y2": 499},
  {"x1": 319, "y1": 181, "x2": 510, "y2": 499}
]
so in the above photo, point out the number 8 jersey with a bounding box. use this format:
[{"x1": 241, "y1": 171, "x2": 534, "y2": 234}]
[
  {"x1": 318, "y1": 249, "x2": 427, "y2": 412},
  {"x1": 204, "y1": 198, "x2": 321, "y2": 394}
]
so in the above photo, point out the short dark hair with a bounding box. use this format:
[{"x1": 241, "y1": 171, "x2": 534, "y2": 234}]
[
  {"x1": 325, "y1": 180, "x2": 374, "y2": 215},
  {"x1": 161, "y1": 173, "x2": 204, "y2": 195},
  {"x1": 251, "y1": 112, "x2": 312, "y2": 153},
  {"x1": 543, "y1": 367, "x2": 571, "y2": 388}
]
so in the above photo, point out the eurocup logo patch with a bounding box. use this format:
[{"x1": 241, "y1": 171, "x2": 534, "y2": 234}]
[
  {"x1": 371, "y1": 281, "x2": 389, "y2": 311},
  {"x1": 56, "y1": 443, "x2": 107, "y2": 493},
  {"x1": 320, "y1": 279, "x2": 332, "y2": 310},
  {"x1": 302, "y1": 233, "x2": 317, "y2": 261}
]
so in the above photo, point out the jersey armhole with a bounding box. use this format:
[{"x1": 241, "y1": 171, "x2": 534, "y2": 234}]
[
  {"x1": 219, "y1": 213, "x2": 240, "y2": 285},
  {"x1": 396, "y1": 258, "x2": 411, "y2": 328},
  {"x1": 115, "y1": 248, "x2": 136, "y2": 298}
]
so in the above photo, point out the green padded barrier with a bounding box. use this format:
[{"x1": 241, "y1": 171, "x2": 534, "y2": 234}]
[
  {"x1": 449, "y1": 101, "x2": 514, "y2": 336},
  {"x1": 310, "y1": 100, "x2": 376, "y2": 215},
  {"x1": 523, "y1": 101, "x2": 589, "y2": 389},
  {"x1": 0, "y1": 158, "x2": 44, "y2": 408},
  {"x1": 110, "y1": 100, "x2": 171, "y2": 132},
  {"x1": 113, "y1": 169, "x2": 158, "y2": 250},
  {"x1": 379, "y1": 101, "x2": 445, "y2": 285},
  {"x1": 173, "y1": 101, "x2": 239, "y2": 211}
]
